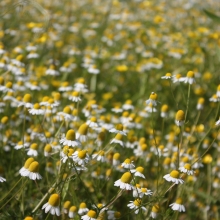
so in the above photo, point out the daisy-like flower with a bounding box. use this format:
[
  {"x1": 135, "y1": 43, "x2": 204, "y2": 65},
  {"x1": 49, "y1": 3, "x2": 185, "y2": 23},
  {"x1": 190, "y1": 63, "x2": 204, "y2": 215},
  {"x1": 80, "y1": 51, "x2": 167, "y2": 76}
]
[
  {"x1": 27, "y1": 161, "x2": 42, "y2": 180},
  {"x1": 150, "y1": 205, "x2": 160, "y2": 219},
  {"x1": 111, "y1": 105, "x2": 123, "y2": 113},
  {"x1": 18, "y1": 93, "x2": 33, "y2": 109},
  {"x1": 74, "y1": 78, "x2": 88, "y2": 93},
  {"x1": 175, "y1": 110, "x2": 185, "y2": 126},
  {"x1": 109, "y1": 124, "x2": 127, "y2": 136},
  {"x1": 130, "y1": 166, "x2": 145, "y2": 178},
  {"x1": 122, "y1": 99, "x2": 134, "y2": 110},
  {"x1": 209, "y1": 94, "x2": 219, "y2": 102},
  {"x1": 145, "y1": 92, "x2": 158, "y2": 106},
  {"x1": 81, "y1": 210, "x2": 97, "y2": 220},
  {"x1": 88, "y1": 64, "x2": 100, "y2": 74},
  {"x1": 196, "y1": 97, "x2": 205, "y2": 110},
  {"x1": 57, "y1": 106, "x2": 74, "y2": 121},
  {"x1": 172, "y1": 73, "x2": 182, "y2": 83},
  {"x1": 46, "y1": 64, "x2": 59, "y2": 76},
  {"x1": 63, "y1": 200, "x2": 71, "y2": 214},
  {"x1": 179, "y1": 163, "x2": 195, "y2": 175},
  {"x1": 161, "y1": 72, "x2": 172, "y2": 79},
  {"x1": 69, "y1": 206, "x2": 77, "y2": 218},
  {"x1": 14, "y1": 141, "x2": 29, "y2": 150},
  {"x1": 169, "y1": 198, "x2": 185, "y2": 212},
  {"x1": 121, "y1": 158, "x2": 135, "y2": 169},
  {"x1": 86, "y1": 117, "x2": 99, "y2": 129},
  {"x1": 107, "y1": 210, "x2": 121, "y2": 220},
  {"x1": 78, "y1": 202, "x2": 89, "y2": 215},
  {"x1": 110, "y1": 133, "x2": 124, "y2": 147},
  {"x1": 44, "y1": 144, "x2": 53, "y2": 157},
  {"x1": 180, "y1": 71, "x2": 195, "y2": 84},
  {"x1": 60, "y1": 146, "x2": 75, "y2": 163},
  {"x1": 69, "y1": 91, "x2": 82, "y2": 102},
  {"x1": 112, "y1": 153, "x2": 121, "y2": 167},
  {"x1": 133, "y1": 184, "x2": 153, "y2": 198},
  {"x1": 28, "y1": 103, "x2": 45, "y2": 115},
  {"x1": 127, "y1": 199, "x2": 147, "y2": 214},
  {"x1": 19, "y1": 157, "x2": 35, "y2": 177},
  {"x1": 58, "y1": 81, "x2": 73, "y2": 92},
  {"x1": 92, "y1": 150, "x2": 106, "y2": 162},
  {"x1": 163, "y1": 170, "x2": 184, "y2": 184},
  {"x1": 161, "y1": 104, "x2": 169, "y2": 118},
  {"x1": 72, "y1": 150, "x2": 90, "y2": 166},
  {"x1": 27, "y1": 143, "x2": 38, "y2": 156},
  {"x1": 114, "y1": 172, "x2": 133, "y2": 190},
  {"x1": 60, "y1": 129, "x2": 81, "y2": 147},
  {"x1": 42, "y1": 194, "x2": 60, "y2": 216}
]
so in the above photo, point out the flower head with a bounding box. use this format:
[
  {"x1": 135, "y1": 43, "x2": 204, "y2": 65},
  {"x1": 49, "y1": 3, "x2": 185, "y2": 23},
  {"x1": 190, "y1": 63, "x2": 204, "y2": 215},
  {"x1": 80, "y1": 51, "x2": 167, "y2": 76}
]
[
  {"x1": 146, "y1": 92, "x2": 158, "y2": 106},
  {"x1": 169, "y1": 198, "x2": 185, "y2": 212},
  {"x1": 42, "y1": 194, "x2": 60, "y2": 216},
  {"x1": 114, "y1": 172, "x2": 133, "y2": 190},
  {"x1": 60, "y1": 129, "x2": 81, "y2": 147},
  {"x1": 163, "y1": 170, "x2": 184, "y2": 184},
  {"x1": 175, "y1": 110, "x2": 185, "y2": 126}
]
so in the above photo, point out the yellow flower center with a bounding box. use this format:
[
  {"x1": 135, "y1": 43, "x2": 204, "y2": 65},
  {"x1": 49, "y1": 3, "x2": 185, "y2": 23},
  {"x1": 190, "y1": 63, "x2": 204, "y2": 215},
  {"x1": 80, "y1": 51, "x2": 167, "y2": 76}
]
[
  {"x1": 113, "y1": 153, "x2": 120, "y2": 160},
  {"x1": 134, "y1": 199, "x2": 141, "y2": 206},
  {"x1": 184, "y1": 163, "x2": 191, "y2": 170},
  {"x1": 175, "y1": 198, "x2": 183, "y2": 204},
  {"x1": 33, "y1": 103, "x2": 40, "y2": 109},
  {"x1": 48, "y1": 194, "x2": 60, "y2": 206},
  {"x1": 141, "y1": 188, "x2": 147, "y2": 193},
  {"x1": 28, "y1": 161, "x2": 39, "y2": 172},
  {"x1": 170, "y1": 170, "x2": 180, "y2": 178},
  {"x1": 23, "y1": 94, "x2": 32, "y2": 103},
  {"x1": 166, "y1": 73, "x2": 172, "y2": 77},
  {"x1": 98, "y1": 150, "x2": 105, "y2": 156},
  {"x1": 78, "y1": 124, "x2": 88, "y2": 135},
  {"x1": 136, "y1": 166, "x2": 144, "y2": 173},
  {"x1": 6, "y1": 82, "x2": 12, "y2": 88},
  {"x1": 175, "y1": 110, "x2": 185, "y2": 121},
  {"x1": 24, "y1": 158, "x2": 35, "y2": 169},
  {"x1": 69, "y1": 206, "x2": 77, "y2": 212},
  {"x1": 30, "y1": 143, "x2": 38, "y2": 150},
  {"x1": 141, "y1": 144, "x2": 147, "y2": 151},
  {"x1": 198, "y1": 98, "x2": 205, "y2": 104},
  {"x1": 116, "y1": 124, "x2": 123, "y2": 131},
  {"x1": 72, "y1": 91, "x2": 79, "y2": 96},
  {"x1": 124, "y1": 158, "x2": 131, "y2": 164},
  {"x1": 114, "y1": 211, "x2": 121, "y2": 218},
  {"x1": 120, "y1": 172, "x2": 132, "y2": 183},
  {"x1": 68, "y1": 148, "x2": 74, "y2": 156},
  {"x1": 66, "y1": 129, "x2": 76, "y2": 140},
  {"x1": 87, "y1": 210, "x2": 96, "y2": 218},
  {"x1": 44, "y1": 144, "x2": 52, "y2": 153},
  {"x1": 90, "y1": 117, "x2": 97, "y2": 122},
  {"x1": 78, "y1": 150, "x2": 87, "y2": 159},
  {"x1": 63, "y1": 106, "x2": 71, "y2": 114},
  {"x1": 149, "y1": 92, "x2": 157, "y2": 100},
  {"x1": 115, "y1": 133, "x2": 123, "y2": 140},
  {"x1": 24, "y1": 217, "x2": 33, "y2": 220},
  {"x1": 62, "y1": 146, "x2": 69, "y2": 155},
  {"x1": 77, "y1": 78, "x2": 85, "y2": 84},
  {"x1": 79, "y1": 202, "x2": 87, "y2": 209},
  {"x1": 152, "y1": 205, "x2": 160, "y2": 213},
  {"x1": 63, "y1": 201, "x2": 71, "y2": 209},
  {"x1": 187, "y1": 70, "x2": 194, "y2": 78},
  {"x1": 1, "y1": 116, "x2": 8, "y2": 124},
  {"x1": 161, "y1": 104, "x2": 169, "y2": 112}
]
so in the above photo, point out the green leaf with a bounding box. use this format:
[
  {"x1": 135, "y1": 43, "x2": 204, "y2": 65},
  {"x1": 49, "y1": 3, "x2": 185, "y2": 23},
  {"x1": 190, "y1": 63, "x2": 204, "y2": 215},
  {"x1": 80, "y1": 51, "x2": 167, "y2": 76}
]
[{"x1": 203, "y1": 9, "x2": 220, "y2": 23}]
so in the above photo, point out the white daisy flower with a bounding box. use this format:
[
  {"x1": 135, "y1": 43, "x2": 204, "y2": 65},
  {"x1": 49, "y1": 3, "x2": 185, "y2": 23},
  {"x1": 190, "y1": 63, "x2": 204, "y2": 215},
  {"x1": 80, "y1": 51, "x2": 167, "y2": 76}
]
[
  {"x1": 130, "y1": 166, "x2": 145, "y2": 178},
  {"x1": 127, "y1": 199, "x2": 147, "y2": 214},
  {"x1": 179, "y1": 163, "x2": 195, "y2": 175},
  {"x1": 163, "y1": 170, "x2": 184, "y2": 184},
  {"x1": 145, "y1": 92, "x2": 158, "y2": 106},
  {"x1": 114, "y1": 172, "x2": 133, "y2": 190},
  {"x1": 42, "y1": 194, "x2": 60, "y2": 216},
  {"x1": 60, "y1": 129, "x2": 81, "y2": 147},
  {"x1": 81, "y1": 210, "x2": 97, "y2": 220},
  {"x1": 72, "y1": 150, "x2": 90, "y2": 166},
  {"x1": 121, "y1": 159, "x2": 135, "y2": 169},
  {"x1": 27, "y1": 161, "x2": 42, "y2": 180},
  {"x1": 78, "y1": 202, "x2": 89, "y2": 215},
  {"x1": 169, "y1": 198, "x2": 185, "y2": 212}
]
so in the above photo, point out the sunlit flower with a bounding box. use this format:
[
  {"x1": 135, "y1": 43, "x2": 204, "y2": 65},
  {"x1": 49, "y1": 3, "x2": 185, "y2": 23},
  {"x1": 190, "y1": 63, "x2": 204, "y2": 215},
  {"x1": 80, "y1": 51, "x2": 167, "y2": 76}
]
[
  {"x1": 18, "y1": 93, "x2": 33, "y2": 109},
  {"x1": 92, "y1": 150, "x2": 106, "y2": 162},
  {"x1": 46, "y1": 64, "x2": 59, "y2": 76},
  {"x1": 130, "y1": 166, "x2": 145, "y2": 178},
  {"x1": 150, "y1": 204, "x2": 160, "y2": 219},
  {"x1": 74, "y1": 78, "x2": 88, "y2": 93},
  {"x1": 161, "y1": 104, "x2": 169, "y2": 118},
  {"x1": 63, "y1": 200, "x2": 71, "y2": 214},
  {"x1": 14, "y1": 141, "x2": 29, "y2": 150},
  {"x1": 19, "y1": 157, "x2": 35, "y2": 177},
  {"x1": 81, "y1": 210, "x2": 97, "y2": 220},
  {"x1": 169, "y1": 198, "x2": 185, "y2": 212},
  {"x1": 27, "y1": 143, "x2": 38, "y2": 156},
  {"x1": 114, "y1": 172, "x2": 133, "y2": 190},
  {"x1": 112, "y1": 153, "x2": 121, "y2": 167},
  {"x1": 42, "y1": 194, "x2": 60, "y2": 216},
  {"x1": 0, "y1": 176, "x2": 6, "y2": 182},
  {"x1": 69, "y1": 91, "x2": 82, "y2": 102},
  {"x1": 197, "y1": 97, "x2": 205, "y2": 110},
  {"x1": 122, "y1": 99, "x2": 134, "y2": 110},
  {"x1": 27, "y1": 161, "x2": 42, "y2": 180},
  {"x1": 163, "y1": 170, "x2": 184, "y2": 184},
  {"x1": 110, "y1": 133, "x2": 124, "y2": 147},
  {"x1": 132, "y1": 184, "x2": 153, "y2": 198},
  {"x1": 60, "y1": 129, "x2": 81, "y2": 147},
  {"x1": 109, "y1": 124, "x2": 127, "y2": 136},
  {"x1": 180, "y1": 71, "x2": 195, "y2": 84},
  {"x1": 121, "y1": 158, "x2": 135, "y2": 169},
  {"x1": 78, "y1": 202, "x2": 89, "y2": 215},
  {"x1": 127, "y1": 199, "x2": 146, "y2": 214},
  {"x1": 172, "y1": 73, "x2": 182, "y2": 83},
  {"x1": 28, "y1": 103, "x2": 45, "y2": 115},
  {"x1": 161, "y1": 72, "x2": 172, "y2": 79},
  {"x1": 209, "y1": 94, "x2": 219, "y2": 102},
  {"x1": 179, "y1": 163, "x2": 195, "y2": 175},
  {"x1": 69, "y1": 206, "x2": 77, "y2": 218},
  {"x1": 175, "y1": 110, "x2": 185, "y2": 126},
  {"x1": 72, "y1": 150, "x2": 90, "y2": 166},
  {"x1": 146, "y1": 92, "x2": 158, "y2": 106}
]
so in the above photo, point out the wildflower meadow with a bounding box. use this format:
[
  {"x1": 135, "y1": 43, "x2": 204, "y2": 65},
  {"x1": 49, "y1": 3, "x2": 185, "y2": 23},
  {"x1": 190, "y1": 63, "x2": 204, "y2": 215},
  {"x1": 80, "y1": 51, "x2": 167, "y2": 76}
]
[{"x1": 0, "y1": 0, "x2": 220, "y2": 219}]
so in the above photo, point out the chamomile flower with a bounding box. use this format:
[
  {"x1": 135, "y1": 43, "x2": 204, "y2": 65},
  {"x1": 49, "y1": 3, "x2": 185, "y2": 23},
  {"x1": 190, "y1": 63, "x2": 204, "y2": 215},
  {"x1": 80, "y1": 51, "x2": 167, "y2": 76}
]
[
  {"x1": 169, "y1": 198, "x2": 185, "y2": 212},
  {"x1": 110, "y1": 133, "x2": 124, "y2": 147},
  {"x1": 27, "y1": 143, "x2": 38, "y2": 156},
  {"x1": 114, "y1": 172, "x2": 133, "y2": 190},
  {"x1": 172, "y1": 73, "x2": 182, "y2": 83},
  {"x1": 81, "y1": 210, "x2": 97, "y2": 220},
  {"x1": 42, "y1": 194, "x2": 60, "y2": 216},
  {"x1": 18, "y1": 93, "x2": 33, "y2": 109},
  {"x1": 109, "y1": 124, "x2": 127, "y2": 136},
  {"x1": 58, "y1": 81, "x2": 73, "y2": 92},
  {"x1": 145, "y1": 92, "x2": 158, "y2": 106},
  {"x1": 57, "y1": 106, "x2": 74, "y2": 121},
  {"x1": 19, "y1": 157, "x2": 35, "y2": 177},
  {"x1": 69, "y1": 91, "x2": 82, "y2": 102},
  {"x1": 74, "y1": 78, "x2": 88, "y2": 93},
  {"x1": 76, "y1": 123, "x2": 89, "y2": 142},
  {"x1": 112, "y1": 153, "x2": 121, "y2": 167},
  {"x1": 63, "y1": 200, "x2": 71, "y2": 214},
  {"x1": 122, "y1": 99, "x2": 134, "y2": 110},
  {"x1": 197, "y1": 97, "x2": 205, "y2": 110},
  {"x1": 46, "y1": 64, "x2": 59, "y2": 76},
  {"x1": 209, "y1": 94, "x2": 219, "y2": 102},
  {"x1": 161, "y1": 104, "x2": 169, "y2": 118},
  {"x1": 92, "y1": 150, "x2": 106, "y2": 162},
  {"x1": 121, "y1": 158, "x2": 135, "y2": 169},
  {"x1": 130, "y1": 166, "x2": 145, "y2": 178},
  {"x1": 180, "y1": 71, "x2": 195, "y2": 84},
  {"x1": 78, "y1": 202, "x2": 89, "y2": 215},
  {"x1": 127, "y1": 199, "x2": 147, "y2": 214},
  {"x1": 175, "y1": 110, "x2": 185, "y2": 126},
  {"x1": 69, "y1": 206, "x2": 77, "y2": 218},
  {"x1": 72, "y1": 150, "x2": 90, "y2": 166},
  {"x1": 27, "y1": 161, "x2": 42, "y2": 180},
  {"x1": 60, "y1": 129, "x2": 81, "y2": 147},
  {"x1": 28, "y1": 103, "x2": 45, "y2": 115},
  {"x1": 161, "y1": 72, "x2": 172, "y2": 79},
  {"x1": 14, "y1": 141, "x2": 29, "y2": 150},
  {"x1": 163, "y1": 170, "x2": 184, "y2": 184},
  {"x1": 150, "y1": 205, "x2": 160, "y2": 219},
  {"x1": 179, "y1": 163, "x2": 195, "y2": 175}
]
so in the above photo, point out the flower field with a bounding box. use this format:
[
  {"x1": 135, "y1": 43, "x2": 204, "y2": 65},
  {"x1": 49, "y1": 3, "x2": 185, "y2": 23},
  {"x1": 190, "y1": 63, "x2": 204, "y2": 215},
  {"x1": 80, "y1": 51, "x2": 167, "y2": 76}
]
[{"x1": 0, "y1": 0, "x2": 220, "y2": 219}]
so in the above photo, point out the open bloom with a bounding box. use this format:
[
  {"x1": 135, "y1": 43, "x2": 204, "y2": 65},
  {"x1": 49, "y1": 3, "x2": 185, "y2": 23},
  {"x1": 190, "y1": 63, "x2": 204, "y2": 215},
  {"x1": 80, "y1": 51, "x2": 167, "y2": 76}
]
[
  {"x1": 130, "y1": 166, "x2": 145, "y2": 178},
  {"x1": 19, "y1": 157, "x2": 35, "y2": 177},
  {"x1": 121, "y1": 158, "x2": 135, "y2": 169},
  {"x1": 175, "y1": 110, "x2": 185, "y2": 126},
  {"x1": 42, "y1": 194, "x2": 60, "y2": 216},
  {"x1": 114, "y1": 172, "x2": 133, "y2": 190},
  {"x1": 169, "y1": 198, "x2": 185, "y2": 212},
  {"x1": 180, "y1": 71, "x2": 195, "y2": 84},
  {"x1": 127, "y1": 199, "x2": 147, "y2": 214},
  {"x1": 150, "y1": 205, "x2": 160, "y2": 219},
  {"x1": 60, "y1": 129, "x2": 81, "y2": 147},
  {"x1": 27, "y1": 161, "x2": 42, "y2": 180},
  {"x1": 72, "y1": 150, "x2": 90, "y2": 166},
  {"x1": 163, "y1": 170, "x2": 184, "y2": 184},
  {"x1": 78, "y1": 202, "x2": 89, "y2": 215},
  {"x1": 81, "y1": 210, "x2": 97, "y2": 220},
  {"x1": 145, "y1": 92, "x2": 158, "y2": 106},
  {"x1": 179, "y1": 163, "x2": 195, "y2": 175}
]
